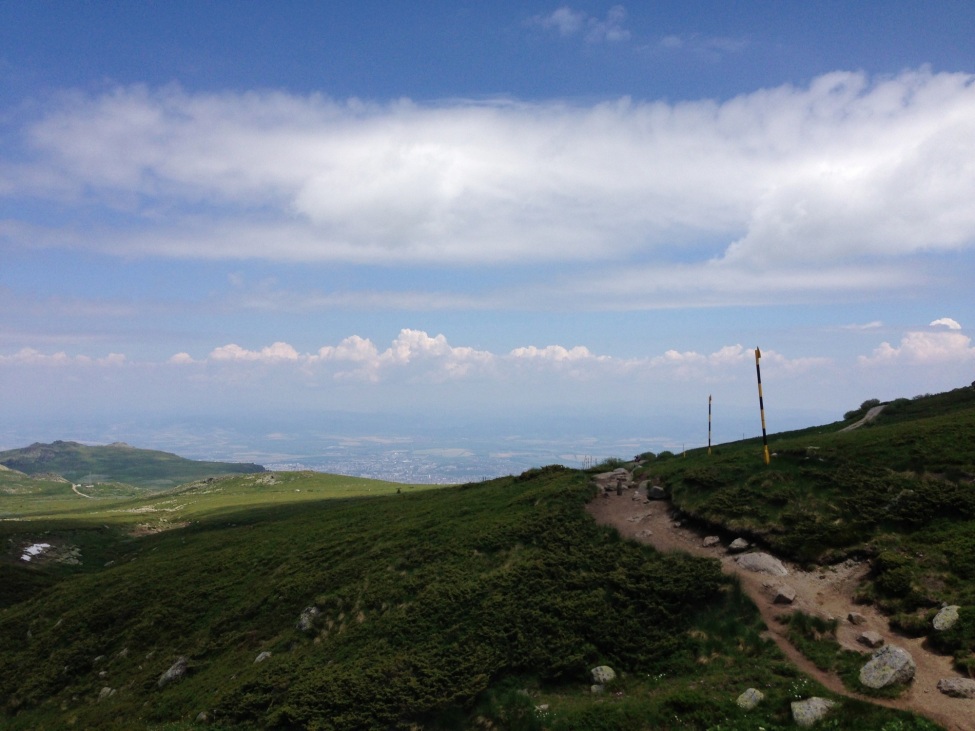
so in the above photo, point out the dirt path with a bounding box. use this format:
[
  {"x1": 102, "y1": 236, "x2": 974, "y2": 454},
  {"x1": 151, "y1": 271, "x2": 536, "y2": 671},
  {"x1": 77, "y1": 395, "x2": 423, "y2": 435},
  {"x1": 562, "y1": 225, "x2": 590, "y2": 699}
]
[
  {"x1": 586, "y1": 475, "x2": 972, "y2": 731},
  {"x1": 71, "y1": 484, "x2": 92, "y2": 498},
  {"x1": 841, "y1": 404, "x2": 886, "y2": 432}
]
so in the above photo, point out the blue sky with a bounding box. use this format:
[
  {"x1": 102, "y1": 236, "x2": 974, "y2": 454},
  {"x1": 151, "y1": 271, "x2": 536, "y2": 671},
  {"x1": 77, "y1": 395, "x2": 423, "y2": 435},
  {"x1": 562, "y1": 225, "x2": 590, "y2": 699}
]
[{"x1": 2, "y1": 2, "x2": 975, "y2": 463}]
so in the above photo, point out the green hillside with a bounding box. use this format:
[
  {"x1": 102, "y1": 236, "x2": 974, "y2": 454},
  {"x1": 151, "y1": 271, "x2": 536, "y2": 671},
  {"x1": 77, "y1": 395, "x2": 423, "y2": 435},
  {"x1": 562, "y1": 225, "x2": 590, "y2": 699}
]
[
  {"x1": 0, "y1": 452, "x2": 942, "y2": 730},
  {"x1": 646, "y1": 385, "x2": 975, "y2": 676},
  {"x1": 0, "y1": 440, "x2": 265, "y2": 490}
]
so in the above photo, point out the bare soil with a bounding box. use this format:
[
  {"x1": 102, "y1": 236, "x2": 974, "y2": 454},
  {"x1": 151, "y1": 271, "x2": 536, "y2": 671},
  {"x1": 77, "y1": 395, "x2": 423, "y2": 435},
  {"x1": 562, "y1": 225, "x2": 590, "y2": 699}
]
[{"x1": 586, "y1": 476, "x2": 973, "y2": 731}]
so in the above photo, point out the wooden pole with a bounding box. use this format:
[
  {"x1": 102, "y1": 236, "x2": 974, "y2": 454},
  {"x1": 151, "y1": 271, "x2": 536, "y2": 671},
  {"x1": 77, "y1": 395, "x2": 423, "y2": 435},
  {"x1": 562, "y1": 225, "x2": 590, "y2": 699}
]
[
  {"x1": 708, "y1": 394, "x2": 712, "y2": 456},
  {"x1": 755, "y1": 348, "x2": 770, "y2": 465}
]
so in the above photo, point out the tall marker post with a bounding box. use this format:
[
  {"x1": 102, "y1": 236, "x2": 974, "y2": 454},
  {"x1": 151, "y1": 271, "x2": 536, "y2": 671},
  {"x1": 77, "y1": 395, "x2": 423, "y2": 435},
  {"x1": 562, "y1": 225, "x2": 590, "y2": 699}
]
[
  {"x1": 708, "y1": 394, "x2": 712, "y2": 456},
  {"x1": 755, "y1": 347, "x2": 770, "y2": 465}
]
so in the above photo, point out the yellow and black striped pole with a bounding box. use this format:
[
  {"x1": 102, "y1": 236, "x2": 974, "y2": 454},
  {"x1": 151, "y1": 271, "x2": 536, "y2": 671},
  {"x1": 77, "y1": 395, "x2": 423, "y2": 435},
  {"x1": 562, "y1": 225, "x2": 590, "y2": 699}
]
[
  {"x1": 708, "y1": 394, "x2": 712, "y2": 456},
  {"x1": 755, "y1": 347, "x2": 770, "y2": 465}
]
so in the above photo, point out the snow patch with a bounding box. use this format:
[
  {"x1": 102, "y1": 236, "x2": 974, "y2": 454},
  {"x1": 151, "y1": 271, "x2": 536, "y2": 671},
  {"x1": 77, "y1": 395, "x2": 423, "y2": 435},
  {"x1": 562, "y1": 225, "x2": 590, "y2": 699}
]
[{"x1": 21, "y1": 543, "x2": 51, "y2": 561}]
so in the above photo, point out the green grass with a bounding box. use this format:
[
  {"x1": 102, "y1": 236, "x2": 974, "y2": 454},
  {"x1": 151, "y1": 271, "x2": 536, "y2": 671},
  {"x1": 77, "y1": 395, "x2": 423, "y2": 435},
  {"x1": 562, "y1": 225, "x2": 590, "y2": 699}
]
[
  {"x1": 642, "y1": 385, "x2": 975, "y2": 674},
  {"x1": 0, "y1": 462, "x2": 941, "y2": 730},
  {"x1": 0, "y1": 440, "x2": 265, "y2": 490}
]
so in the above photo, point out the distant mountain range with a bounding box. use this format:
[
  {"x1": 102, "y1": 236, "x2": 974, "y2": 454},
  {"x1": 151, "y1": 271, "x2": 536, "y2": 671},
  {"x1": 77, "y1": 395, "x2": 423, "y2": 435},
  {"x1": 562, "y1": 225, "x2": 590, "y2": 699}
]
[{"x1": 0, "y1": 440, "x2": 264, "y2": 490}]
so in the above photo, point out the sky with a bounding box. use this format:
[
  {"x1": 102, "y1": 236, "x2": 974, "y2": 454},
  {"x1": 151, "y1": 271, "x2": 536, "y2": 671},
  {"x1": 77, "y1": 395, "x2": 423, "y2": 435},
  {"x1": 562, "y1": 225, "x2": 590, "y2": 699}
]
[{"x1": 2, "y1": 2, "x2": 975, "y2": 466}]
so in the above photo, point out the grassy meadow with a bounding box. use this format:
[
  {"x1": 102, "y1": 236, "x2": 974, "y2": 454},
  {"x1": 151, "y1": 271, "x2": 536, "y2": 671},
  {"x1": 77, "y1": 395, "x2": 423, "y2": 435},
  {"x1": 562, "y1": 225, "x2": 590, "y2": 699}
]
[{"x1": 3, "y1": 388, "x2": 972, "y2": 729}]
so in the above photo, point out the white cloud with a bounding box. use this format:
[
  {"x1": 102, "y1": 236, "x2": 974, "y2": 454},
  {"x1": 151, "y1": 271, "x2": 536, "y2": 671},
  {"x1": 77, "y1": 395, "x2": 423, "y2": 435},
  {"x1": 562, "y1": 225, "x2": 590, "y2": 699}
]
[
  {"x1": 508, "y1": 344, "x2": 603, "y2": 362},
  {"x1": 529, "y1": 5, "x2": 629, "y2": 43},
  {"x1": 4, "y1": 68, "x2": 970, "y2": 291},
  {"x1": 530, "y1": 7, "x2": 586, "y2": 37},
  {"x1": 843, "y1": 321, "x2": 884, "y2": 330},
  {"x1": 209, "y1": 342, "x2": 300, "y2": 362},
  {"x1": 859, "y1": 330, "x2": 975, "y2": 365},
  {"x1": 0, "y1": 348, "x2": 126, "y2": 366},
  {"x1": 930, "y1": 317, "x2": 962, "y2": 329}
]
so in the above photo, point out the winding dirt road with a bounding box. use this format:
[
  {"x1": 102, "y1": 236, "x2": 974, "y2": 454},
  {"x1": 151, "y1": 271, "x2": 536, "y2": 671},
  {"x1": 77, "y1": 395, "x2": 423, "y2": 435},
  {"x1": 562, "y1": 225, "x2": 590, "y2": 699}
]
[{"x1": 586, "y1": 476, "x2": 973, "y2": 730}]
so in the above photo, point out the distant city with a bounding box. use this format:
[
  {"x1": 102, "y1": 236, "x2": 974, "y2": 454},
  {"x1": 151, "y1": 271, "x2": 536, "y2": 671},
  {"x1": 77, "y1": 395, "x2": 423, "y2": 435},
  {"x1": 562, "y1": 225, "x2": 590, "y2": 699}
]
[{"x1": 2, "y1": 409, "x2": 779, "y2": 485}]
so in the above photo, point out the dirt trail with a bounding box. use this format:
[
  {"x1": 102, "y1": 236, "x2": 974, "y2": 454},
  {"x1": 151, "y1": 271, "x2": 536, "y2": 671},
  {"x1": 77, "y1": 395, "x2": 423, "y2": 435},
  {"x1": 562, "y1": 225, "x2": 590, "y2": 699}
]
[{"x1": 586, "y1": 476, "x2": 972, "y2": 731}]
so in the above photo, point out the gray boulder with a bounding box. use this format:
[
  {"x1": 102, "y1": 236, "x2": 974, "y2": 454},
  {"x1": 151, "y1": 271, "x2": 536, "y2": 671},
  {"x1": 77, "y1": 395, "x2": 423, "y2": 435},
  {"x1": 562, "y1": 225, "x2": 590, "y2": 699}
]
[
  {"x1": 296, "y1": 606, "x2": 320, "y2": 633},
  {"x1": 859, "y1": 645, "x2": 915, "y2": 689},
  {"x1": 158, "y1": 656, "x2": 188, "y2": 689},
  {"x1": 98, "y1": 687, "x2": 116, "y2": 701},
  {"x1": 736, "y1": 687, "x2": 764, "y2": 710},
  {"x1": 702, "y1": 536, "x2": 721, "y2": 548},
  {"x1": 791, "y1": 697, "x2": 837, "y2": 727},
  {"x1": 590, "y1": 665, "x2": 616, "y2": 685},
  {"x1": 647, "y1": 485, "x2": 667, "y2": 500},
  {"x1": 255, "y1": 651, "x2": 272, "y2": 663},
  {"x1": 933, "y1": 605, "x2": 960, "y2": 631},
  {"x1": 847, "y1": 612, "x2": 867, "y2": 626},
  {"x1": 937, "y1": 677, "x2": 975, "y2": 699},
  {"x1": 735, "y1": 552, "x2": 788, "y2": 576}
]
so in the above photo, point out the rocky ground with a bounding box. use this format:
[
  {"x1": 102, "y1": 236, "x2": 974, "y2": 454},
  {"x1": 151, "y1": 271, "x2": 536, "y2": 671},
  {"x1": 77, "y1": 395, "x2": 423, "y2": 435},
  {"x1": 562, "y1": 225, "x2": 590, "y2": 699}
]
[{"x1": 586, "y1": 474, "x2": 973, "y2": 731}]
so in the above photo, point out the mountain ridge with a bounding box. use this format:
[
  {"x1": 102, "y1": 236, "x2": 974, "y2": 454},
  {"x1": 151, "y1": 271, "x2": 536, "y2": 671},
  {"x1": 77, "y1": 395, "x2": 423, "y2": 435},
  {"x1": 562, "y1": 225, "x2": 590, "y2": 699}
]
[{"x1": 0, "y1": 440, "x2": 265, "y2": 490}]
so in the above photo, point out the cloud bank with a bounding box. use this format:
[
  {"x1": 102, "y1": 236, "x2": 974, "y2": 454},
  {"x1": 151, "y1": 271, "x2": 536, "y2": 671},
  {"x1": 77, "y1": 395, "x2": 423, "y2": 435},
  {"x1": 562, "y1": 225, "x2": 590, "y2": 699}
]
[{"x1": 2, "y1": 69, "x2": 972, "y2": 295}]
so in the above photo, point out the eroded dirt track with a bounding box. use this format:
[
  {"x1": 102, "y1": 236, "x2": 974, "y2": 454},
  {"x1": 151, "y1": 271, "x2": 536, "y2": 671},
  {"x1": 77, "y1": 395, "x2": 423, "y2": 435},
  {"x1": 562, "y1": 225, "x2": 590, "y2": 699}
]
[{"x1": 586, "y1": 480, "x2": 972, "y2": 730}]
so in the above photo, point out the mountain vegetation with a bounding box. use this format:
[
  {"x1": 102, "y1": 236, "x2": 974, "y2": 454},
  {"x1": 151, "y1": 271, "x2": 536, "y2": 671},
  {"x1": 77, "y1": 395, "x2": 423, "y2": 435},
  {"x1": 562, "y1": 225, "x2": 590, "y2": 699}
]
[
  {"x1": 2, "y1": 386, "x2": 973, "y2": 729},
  {"x1": 0, "y1": 440, "x2": 265, "y2": 490}
]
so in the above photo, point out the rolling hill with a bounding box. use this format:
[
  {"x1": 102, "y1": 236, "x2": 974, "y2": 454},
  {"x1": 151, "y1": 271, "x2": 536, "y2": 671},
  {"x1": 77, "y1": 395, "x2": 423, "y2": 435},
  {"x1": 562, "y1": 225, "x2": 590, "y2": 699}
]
[{"x1": 0, "y1": 440, "x2": 265, "y2": 490}]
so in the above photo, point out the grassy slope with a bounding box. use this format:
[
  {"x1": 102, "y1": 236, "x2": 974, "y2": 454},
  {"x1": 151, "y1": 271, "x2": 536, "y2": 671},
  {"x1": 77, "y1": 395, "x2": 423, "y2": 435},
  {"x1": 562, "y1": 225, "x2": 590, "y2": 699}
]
[
  {"x1": 647, "y1": 385, "x2": 975, "y2": 674},
  {"x1": 0, "y1": 465, "x2": 937, "y2": 730},
  {"x1": 0, "y1": 441, "x2": 265, "y2": 490}
]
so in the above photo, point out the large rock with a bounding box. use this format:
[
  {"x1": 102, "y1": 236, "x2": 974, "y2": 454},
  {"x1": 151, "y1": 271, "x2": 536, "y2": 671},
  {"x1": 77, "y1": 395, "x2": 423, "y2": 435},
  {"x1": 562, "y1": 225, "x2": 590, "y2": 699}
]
[
  {"x1": 933, "y1": 605, "x2": 960, "y2": 631},
  {"x1": 647, "y1": 485, "x2": 667, "y2": 500},
  {"x1": 735, "y1": 552, "x2": 788, "y2": 576},
  {"x1": 590, "y1": 665, "x2": 616, "y2": 685},
  {"x1": 859, "y1": 646, "x2": 916, "y2": 689},
  {"x1": 736, "y1": 687, "x2": 764, "y2": 710},
  {"x1": 791, "y1": 697, "x2": 837, "y2": 727},
  {"x1": 937, "y1": 677, "x2": 975, "y2": 699},
  {"x1": 728, "y1": 537, "x2": 750, "y2": 553},
  {"x1": 158, "y1": 656, "x2": 188, "y2": 689}
]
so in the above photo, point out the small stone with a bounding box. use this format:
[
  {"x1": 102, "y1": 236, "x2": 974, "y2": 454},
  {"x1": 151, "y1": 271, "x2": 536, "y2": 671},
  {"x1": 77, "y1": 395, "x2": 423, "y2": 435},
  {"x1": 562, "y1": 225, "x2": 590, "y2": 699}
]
[
  {"x1": 728, "y1": 538, "x2": 750, "y2": 552},
  {"x1": 254, "y1": 651, "x2": 272, "y2": 664},
  {"x1": 296, "y1": 606, "x2": 320, "y2": 633},
  {"x1": 736, "y1": 687, "x2": 764, "y2": 710},
  {"x1": 857, "y1": 631, "x2": 884, "y2": 649},
  {"x1": 847, "y1": 612, "x2": 867, "y2": 625},
  {"x1": 98, "y1": 687, "x2": 115, "y2": 701},
  {"x1": 647, "y1": 485, "x2": 667, "y2": 500},
  {"x1": 937, "y1": 677, "x2": 975, "y2": 699},
  {"x1": 703, "y1": 536, "x2": 721, "y2": 548},
  {"x1": 196, "y1": 710, "x2": 209, "y2": 722},
  {"x1": 590, "y1": 684, "x2": 604, "y2": 694},
  {"x1": 773, "y1": 585, "x2": 797, "y2": 604},
  {"x1": 158, "y1": 656, "x2": 188, "y2": 689}
]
